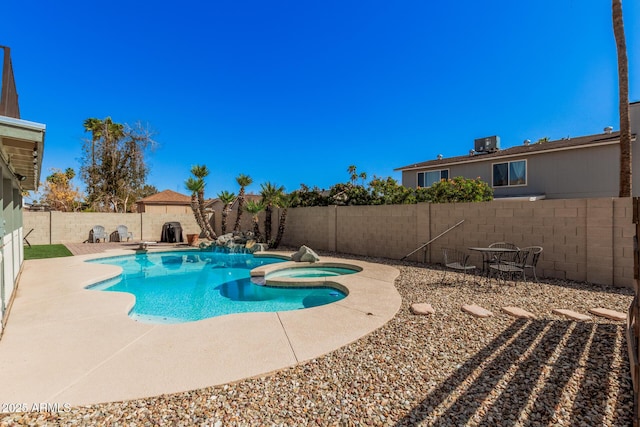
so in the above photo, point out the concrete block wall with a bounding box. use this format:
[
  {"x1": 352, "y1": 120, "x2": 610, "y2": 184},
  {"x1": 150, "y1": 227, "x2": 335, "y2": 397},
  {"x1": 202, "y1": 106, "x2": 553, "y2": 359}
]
[
  {"x1": 280, "y1": 197, "x2": 634, "y2": 288},
  {"x1": 23, "y1": 212, "x2": 199, "y2": 244},
  {"x1": 22, "y1": 198, "x2": 635, "y2": 287}
]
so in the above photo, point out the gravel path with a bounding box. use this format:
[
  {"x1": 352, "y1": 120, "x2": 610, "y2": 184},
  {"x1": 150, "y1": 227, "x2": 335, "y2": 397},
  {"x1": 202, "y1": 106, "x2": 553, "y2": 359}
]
[{"x1": 1, "y1": 254, "x2": 634, "y2": 426}]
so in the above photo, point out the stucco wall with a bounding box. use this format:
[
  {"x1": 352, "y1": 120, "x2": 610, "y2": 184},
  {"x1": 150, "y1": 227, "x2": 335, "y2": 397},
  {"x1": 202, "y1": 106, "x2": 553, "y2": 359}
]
[{"x1": 280, "y1": 198, "x2": 634, "y2": 288}]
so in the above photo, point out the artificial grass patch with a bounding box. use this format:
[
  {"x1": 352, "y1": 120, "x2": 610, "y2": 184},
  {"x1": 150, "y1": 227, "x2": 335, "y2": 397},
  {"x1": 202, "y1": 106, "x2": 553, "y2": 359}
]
[{"x1": 24, "y1": 244, "x2": 73, "y2": 260}]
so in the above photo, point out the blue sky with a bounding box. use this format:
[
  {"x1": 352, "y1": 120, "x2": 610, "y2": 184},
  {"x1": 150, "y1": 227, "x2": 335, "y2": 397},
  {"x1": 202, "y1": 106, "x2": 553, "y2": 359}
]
[{"x1": 2, "y1": 0, "x2": 639, "y2": 198}]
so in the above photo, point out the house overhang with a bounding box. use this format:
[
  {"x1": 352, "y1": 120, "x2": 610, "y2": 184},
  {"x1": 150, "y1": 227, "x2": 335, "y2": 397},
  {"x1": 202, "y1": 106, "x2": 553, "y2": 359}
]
[{"x1": 0, "y1": 115, "x2": 46, "y2": 191}]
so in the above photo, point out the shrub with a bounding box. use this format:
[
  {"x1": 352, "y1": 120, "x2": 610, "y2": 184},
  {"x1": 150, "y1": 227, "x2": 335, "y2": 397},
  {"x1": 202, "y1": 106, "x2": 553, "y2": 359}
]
[{"x1": 424, "y1": 176, "x2": 493, "y2": 203}]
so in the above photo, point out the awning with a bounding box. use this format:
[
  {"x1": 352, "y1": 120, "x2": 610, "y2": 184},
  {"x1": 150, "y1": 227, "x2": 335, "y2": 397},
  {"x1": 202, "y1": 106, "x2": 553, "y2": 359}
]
[{"x1": 0, "y1": 115, "x2": 46, "y2": 191}]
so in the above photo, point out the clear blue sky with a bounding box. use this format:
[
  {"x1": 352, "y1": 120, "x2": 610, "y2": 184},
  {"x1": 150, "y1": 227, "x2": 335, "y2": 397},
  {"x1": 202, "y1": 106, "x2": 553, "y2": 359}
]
[{"x1": 2, "y1": 0, "x2": 639, "y2": 198}]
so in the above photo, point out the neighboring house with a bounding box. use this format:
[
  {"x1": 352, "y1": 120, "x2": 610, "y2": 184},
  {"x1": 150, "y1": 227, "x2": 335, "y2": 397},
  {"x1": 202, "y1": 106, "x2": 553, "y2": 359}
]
[
  {"x1": 395, "y1": 101, "x2": 640, "y2": 199},
  {"x1": 0, "y1": 46, "x2": 45, "y2": 333},
  {"x1": 136, "y1": 189, "x2": 192, "y2": 214}
]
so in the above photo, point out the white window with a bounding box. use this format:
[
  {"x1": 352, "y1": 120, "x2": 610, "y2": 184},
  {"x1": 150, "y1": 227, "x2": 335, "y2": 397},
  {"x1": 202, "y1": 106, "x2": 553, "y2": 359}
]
[
  {"x1": 417, "y1": 170, "x2": 449, "y2": 188},
  {"x1": 492, "y1": 160, "x2": 526, "y2": 187}
]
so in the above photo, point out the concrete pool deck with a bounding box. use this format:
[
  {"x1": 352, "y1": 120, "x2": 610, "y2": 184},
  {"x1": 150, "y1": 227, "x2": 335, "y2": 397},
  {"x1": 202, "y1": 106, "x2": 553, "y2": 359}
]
[{"x1": 0, "y1": 248, "x2": 401, "y2": 408}]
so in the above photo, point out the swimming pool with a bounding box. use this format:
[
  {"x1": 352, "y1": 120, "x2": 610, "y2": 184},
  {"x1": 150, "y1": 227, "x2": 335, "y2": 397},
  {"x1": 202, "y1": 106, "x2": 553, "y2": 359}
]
[{"x1": 87, "y1": 251, "x2": 347, "y2": 324}]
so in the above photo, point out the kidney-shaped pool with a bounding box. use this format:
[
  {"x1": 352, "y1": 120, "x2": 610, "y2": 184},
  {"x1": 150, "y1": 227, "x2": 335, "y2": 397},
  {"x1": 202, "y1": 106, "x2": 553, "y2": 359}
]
[{"x1": 87, "y1": 251, "x2": 348, "y2": 324}]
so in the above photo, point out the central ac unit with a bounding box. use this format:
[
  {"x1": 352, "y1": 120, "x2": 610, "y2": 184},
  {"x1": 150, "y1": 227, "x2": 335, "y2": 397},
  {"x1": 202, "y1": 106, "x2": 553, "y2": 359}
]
[{"x1": 474, "y1": 135, "x2": 500, "y2": 152}]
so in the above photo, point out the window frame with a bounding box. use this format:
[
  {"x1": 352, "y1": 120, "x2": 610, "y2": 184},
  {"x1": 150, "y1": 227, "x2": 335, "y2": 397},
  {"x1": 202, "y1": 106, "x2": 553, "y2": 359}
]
[
  {"x1": 417, "y1": 169, "x2": 449, "y2": 188},
  {"x1": 491, "y1": 159, "x2": 527, "y2": 188}
]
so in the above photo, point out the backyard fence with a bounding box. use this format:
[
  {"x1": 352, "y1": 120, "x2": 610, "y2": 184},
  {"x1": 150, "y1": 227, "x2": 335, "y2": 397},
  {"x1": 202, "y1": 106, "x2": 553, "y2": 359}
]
[{"x1": 24, "y1": 197, "x2": 634, "y2": 288}]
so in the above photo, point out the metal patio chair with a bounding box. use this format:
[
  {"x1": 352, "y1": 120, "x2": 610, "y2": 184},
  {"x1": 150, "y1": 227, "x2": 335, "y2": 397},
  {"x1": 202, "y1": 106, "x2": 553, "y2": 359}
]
[
  {"x1": 441, "y1": 247, "x2": 476, "y2": 284},
  {"x1": 489, "y1": 248, "x2": 530, "y2": 285}
]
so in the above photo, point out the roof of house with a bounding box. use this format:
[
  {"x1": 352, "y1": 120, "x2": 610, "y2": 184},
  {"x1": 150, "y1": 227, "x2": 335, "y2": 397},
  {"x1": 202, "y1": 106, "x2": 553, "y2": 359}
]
[
  {"x1": 137, "y1": 189, "x2": 191, "y2": 205},
  {"x1": 395, "y1": 131, "x2": 630, "y2": 171}
]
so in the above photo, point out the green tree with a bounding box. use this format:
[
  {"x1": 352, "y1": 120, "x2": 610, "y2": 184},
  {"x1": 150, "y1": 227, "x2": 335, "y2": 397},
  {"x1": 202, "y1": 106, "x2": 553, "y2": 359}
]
[
  {"x1": 290, "y1": 184, "x2": 328, "y2": 207},
  {"x1": 80, "y1": 118, "x2": 155, "y2": 212},
  {"x1": 271, "y1": 193, "x2": 297, "y2": 249},
  {"x1": 185, "y1": 177, "x2": 214, "y2": 240},
  {"x1": 613, "y1": 0, "x2": 631, "y2": 197},
  {"x1": 233, "y1": 174, "x2": 253, "y2": 232},
  {"x1": 244, "y1": 200, "x2": 265, "y2": 242},
  {"x1": 189, "y1": 165, "x2": 216, "y2": 239},
  {"x1": 218, "y1": 190, "x2": 236, "y2": 235},
  {"x1": 424, "y1": 176, "x2": 493, "y2": 203},
  {"x1": 260, "y1": 182, "x2": 285, "y2": 244}
]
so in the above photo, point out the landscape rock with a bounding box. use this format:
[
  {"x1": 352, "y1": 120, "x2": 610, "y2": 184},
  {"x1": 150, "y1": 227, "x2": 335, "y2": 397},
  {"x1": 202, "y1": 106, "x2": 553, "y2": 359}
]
[{"x1": 291, "y1": 245, "x2": 320, "y2": 263}]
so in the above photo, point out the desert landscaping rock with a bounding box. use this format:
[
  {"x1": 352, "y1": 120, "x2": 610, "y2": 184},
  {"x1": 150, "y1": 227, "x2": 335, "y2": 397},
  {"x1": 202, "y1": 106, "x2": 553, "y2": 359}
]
[
  {"x1": 462, "y1": 303, "x2": 493, "y2": 318},
  {"x1": 589, "y1": 307, "x2": 627, "y2": 321},
  {"x1": 552, "y1": 308, "x2": 593, "y2": 321},
  {"x1": 0, "y1": 252, "x2": 633, "y2": 426},
  {"x1": 410, "y1": 303, "x2": 435, "y2": 315},
  {"x1": 502, "y1": 306, "x2": 536, "y2": 319}
]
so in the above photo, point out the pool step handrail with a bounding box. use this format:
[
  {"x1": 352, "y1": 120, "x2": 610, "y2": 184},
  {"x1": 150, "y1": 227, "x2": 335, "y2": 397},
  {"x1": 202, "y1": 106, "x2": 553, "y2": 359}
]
[{"x1": 401, "y1": 220, "x2": 465, "y2": 261}]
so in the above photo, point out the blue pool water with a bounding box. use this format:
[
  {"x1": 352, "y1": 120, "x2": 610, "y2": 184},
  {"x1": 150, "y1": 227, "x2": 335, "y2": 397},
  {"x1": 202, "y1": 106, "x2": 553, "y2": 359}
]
[
  {"x1": 266, "y1": 266, "x2": 358, "y2": 279},
  {"x1": 87, "y1": 251, "x2": 347, "y2": 324}
]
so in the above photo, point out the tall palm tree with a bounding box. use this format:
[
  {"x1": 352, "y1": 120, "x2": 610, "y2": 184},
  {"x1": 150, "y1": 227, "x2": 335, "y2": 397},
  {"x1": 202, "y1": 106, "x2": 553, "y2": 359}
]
[
  {"x1": 233, "y1": 174, "x2": 253, "y2": 232},
  {"x1": 347, "y1": 165, "x2": 358, "y2": 184},
  {"x1": 190, "y1": 164, "x2": 216, "y2": 239},
  {"x1": 83, "y1": 118, "x2": 104, "y2": 205},
  {"x1": 244, "y1": 200, "x2": 265, "y2": 242},
  {"x1": 613, "y1": 0, "x2": 631, "y2": 197},
  {"x1": 185, "y1": 177, "x2": 214, "y2": 240},
  {"x1": 218, "y1": 190, "x2": 236, "y2": 235},
  {"x1": 260, "y1": 182, "x2": 285, "y2": 244},
  {"x1": 271, "y1": 192, "x2": 297, "y2": 249}
]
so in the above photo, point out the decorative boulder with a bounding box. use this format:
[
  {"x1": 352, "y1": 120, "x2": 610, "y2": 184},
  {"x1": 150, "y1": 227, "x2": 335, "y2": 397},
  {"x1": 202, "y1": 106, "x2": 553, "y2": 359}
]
[
  {"x1": 291, "y1": 245, "x2": 320, "y2": 263},
  {"x1": 251, "y1": 243, "x2": 269, "y2": 253}
]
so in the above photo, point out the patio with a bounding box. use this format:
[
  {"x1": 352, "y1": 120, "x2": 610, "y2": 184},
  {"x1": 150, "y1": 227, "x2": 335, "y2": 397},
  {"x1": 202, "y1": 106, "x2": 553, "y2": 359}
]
[{"x1": 0, "y1": 250, "x2": 634, "y2": 425}]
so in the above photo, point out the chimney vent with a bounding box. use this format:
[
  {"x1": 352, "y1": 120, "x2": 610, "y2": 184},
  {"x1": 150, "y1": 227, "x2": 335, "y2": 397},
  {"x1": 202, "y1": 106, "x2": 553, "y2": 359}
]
[
  {"x1": 604, "y1": 126, "x2": 613, "y2": 134},
  {"x1": 523, "y1": 139, "x2": 530, "y2": 146}
]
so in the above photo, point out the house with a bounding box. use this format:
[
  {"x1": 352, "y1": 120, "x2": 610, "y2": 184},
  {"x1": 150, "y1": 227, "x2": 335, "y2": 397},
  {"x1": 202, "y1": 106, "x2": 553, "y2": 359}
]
[
  {"x1": 0, "y1": 46, "x2": 46, "y2": 333},
  {"x1": 395, "y1": 102, "x2": 640, "y2": 199},
  {"x1": 136, "y1": 189, "x2": 192, "y2": 214}
]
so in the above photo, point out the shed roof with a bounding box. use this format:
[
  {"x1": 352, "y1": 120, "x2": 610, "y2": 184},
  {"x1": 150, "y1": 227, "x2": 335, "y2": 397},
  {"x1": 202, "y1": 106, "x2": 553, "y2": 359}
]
[{"x1": 138, "y1": 189, "x2": 191, "y2": 205}]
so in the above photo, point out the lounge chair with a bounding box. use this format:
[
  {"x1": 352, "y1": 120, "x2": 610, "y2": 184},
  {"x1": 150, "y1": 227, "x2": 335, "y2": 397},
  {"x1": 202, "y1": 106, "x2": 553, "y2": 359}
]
[
  {"x1": 90, "y1": 225, "x2": 107, "y2": 243},
  {"x1": 117, "y1": 225, "x2": 133, "y2": 242}
]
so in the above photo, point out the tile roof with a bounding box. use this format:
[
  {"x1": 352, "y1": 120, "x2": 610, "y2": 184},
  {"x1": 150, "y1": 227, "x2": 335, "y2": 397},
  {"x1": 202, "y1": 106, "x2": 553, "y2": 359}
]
[
  {"x1": 395, "y1": 131, "x2": 627, "y2": 171},
  {"x1": 137, "y1": 189, "x2": 191, "y2": 205}
]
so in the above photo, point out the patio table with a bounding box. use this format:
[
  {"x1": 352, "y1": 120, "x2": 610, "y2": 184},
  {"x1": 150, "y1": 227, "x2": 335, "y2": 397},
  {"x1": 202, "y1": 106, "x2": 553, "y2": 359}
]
[{"x1": 468, "y1": 247, "x2": 519, "y2": 276}]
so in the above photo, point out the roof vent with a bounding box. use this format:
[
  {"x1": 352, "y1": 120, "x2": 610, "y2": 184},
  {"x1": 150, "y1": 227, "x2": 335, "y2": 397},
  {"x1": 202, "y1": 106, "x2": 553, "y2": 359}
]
[
  {"x1": 437, "y1": 154, "x2": 443, "y2": 160},
  {"x1": 523, "y1": 139, "x2": 530, "y2": 146},
  {"x1": 469, "y1": 149, "x2": 475, "y2": 156},
  {"x1": 604, "y1": 126, "x2": 613, "y2": 134}
]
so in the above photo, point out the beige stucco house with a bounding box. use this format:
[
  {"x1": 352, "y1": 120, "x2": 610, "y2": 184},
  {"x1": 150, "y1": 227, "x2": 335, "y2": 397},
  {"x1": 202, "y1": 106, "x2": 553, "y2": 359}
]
[{"x1": 396, "y1": 102, "x2": 640, "y2": 200}]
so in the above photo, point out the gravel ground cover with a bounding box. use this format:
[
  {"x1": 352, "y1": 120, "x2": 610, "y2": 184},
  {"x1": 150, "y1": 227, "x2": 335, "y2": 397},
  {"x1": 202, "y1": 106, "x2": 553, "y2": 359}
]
[{"x1": 1, "y1": 254, "x2": 634, "y2": 426}]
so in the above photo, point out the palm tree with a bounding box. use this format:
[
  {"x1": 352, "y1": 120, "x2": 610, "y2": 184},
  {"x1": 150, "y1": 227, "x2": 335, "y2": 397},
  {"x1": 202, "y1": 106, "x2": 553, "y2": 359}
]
[
  {"x1": 190, "y1": 165, "x2": 216, "y2": 239},
  {"x1": 271, "y1": 193, "x2": 297, "y2": 249},
  {"x1": 185, "y1": 177, "x2": 214, "y2": 240},
  {"x1": 244, "y1": 200, "x2": 265, "y2": 242},
  {"x1": 83, "y1": 118, "x2": 104, "y2": 206},
  {"x1": 347, "y1": 165, "x2": 357, "y2": 184},
  {"x1": 613, "y1": 0, "x2": 631, "y2": 197},
  {"x1": 233, "y1": 174, "x2": 253, "y2": 232},
  {"x1": 218, "y1": 190, "x2": 236, "y2": 235},
  {"x1": 260, "y1": 182, "x2": 285, "y2": 244}
]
